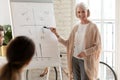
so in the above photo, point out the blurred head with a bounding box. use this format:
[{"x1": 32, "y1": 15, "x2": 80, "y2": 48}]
[
  {"x1": 0, "y1": 25, "x2": 4, "y2": 46},
  {"x1": 75, "y1": 2, "x2": 90, "y2": 20},
  {"x1": 6, "y1": 36, "x2": 35, "y2": 69}
]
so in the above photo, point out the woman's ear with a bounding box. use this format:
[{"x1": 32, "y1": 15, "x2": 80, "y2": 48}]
[{"x1": 87, "y1": 9, "x2": 90, "y2": 17}]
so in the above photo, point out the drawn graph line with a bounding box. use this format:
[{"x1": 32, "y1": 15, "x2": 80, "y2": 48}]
[
  {"x1": 41, "y1": 28, "x2": 45, "y2": 39},
  {"x1": 21, "y1": 10, "x2": 32, "y2": 22},
  {"x1": 20, "y1": 8, "x2": 50, "y2": 26},
  {"x1": 39, "y1": 43, "x2": 43, "y2": 58},
  {"x1": 32, "y1": 8, "x2": 37, "y2": 26},
  {"x1": 35, "y1": 51, "x2": 37, "y2": 57}
]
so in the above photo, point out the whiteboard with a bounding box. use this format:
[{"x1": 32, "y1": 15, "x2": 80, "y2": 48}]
[{"x1": 9, "y1": 0, "x2": 60, "y2": 68}]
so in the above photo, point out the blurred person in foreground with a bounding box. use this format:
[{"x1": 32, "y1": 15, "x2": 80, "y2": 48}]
[{"x1": 0, "y1": 36, "x2": 35, "y2": 80}]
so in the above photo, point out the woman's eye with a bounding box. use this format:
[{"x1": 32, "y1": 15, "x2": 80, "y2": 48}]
[
  {"x1": 82, "y1": 11, "x2": 85, "y2": 13},
  {"x1": 77, "y1": 11, "x2": 80, "y2": 13}
]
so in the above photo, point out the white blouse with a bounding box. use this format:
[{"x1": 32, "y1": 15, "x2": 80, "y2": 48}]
[{"x1": 73, "y1": 23, "x2": 89, "y2": 59}]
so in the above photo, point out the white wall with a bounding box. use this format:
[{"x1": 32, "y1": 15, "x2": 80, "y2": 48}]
[
  {"x1": 0, "y1": 0, "x2": 10, "y2": 25},
  {"x1": 115, "y1": 0, "x2": 120, "y2": 79},
  {"x1": 53, "y1": 0, "x2": 75, "y2": 52}
]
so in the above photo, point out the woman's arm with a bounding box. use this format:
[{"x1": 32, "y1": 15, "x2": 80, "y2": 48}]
[{"x1": 50, "y1": 27, "x2": 69, "y2": 47}]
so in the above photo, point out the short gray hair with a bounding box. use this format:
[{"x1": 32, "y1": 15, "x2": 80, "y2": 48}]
[
  {"x1": 75, "y1": 2, "x2": 90, "y2": 18},
  {"x1": 76, "y1": 2, "x2": 88, "y2": 10}
]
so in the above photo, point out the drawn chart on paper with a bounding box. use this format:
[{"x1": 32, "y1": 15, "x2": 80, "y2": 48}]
[
  {"x1": 11, "y1": 2, "x2": 56, "y2": 27},
  {"x1": 10, "y1": 2, "x2": 59, "y2": 62},
  {"x1": 13, "y1": 26, "x2": 58, "y2": 58}
]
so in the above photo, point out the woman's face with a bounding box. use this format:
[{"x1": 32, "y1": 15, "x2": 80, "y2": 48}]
[
  {"x1": 0, "y1": 31, "x2": 4, "y2": 46},
  {"x1": 76, "y1": 7, "x2": 88, "y2": 21}
]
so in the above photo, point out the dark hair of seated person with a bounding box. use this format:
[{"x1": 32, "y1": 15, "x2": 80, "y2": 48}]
[{"x1": 0, "y1": 36, "x2": 35, "y2": 80}]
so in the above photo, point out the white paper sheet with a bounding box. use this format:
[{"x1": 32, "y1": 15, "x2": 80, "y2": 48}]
[{"x1": 10, "y1": 1, "x2": 60, "y2": 67}]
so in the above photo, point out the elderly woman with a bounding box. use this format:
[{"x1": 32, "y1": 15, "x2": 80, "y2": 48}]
[{"x1": 50, "y1": 2, "x2": 101, "y2": 80}]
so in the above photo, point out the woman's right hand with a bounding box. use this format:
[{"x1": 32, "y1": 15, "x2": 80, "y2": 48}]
[
  {"x1": 50, "y1": 27, "x2": 57, "y2": 34},
  {"x1": 50, "y1": 27, "x2": 59, "y2": 38}
]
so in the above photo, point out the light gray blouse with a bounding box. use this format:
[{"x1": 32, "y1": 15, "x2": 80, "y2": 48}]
[{"x1": 73, "y1": 23, "x2": 89, "y2": 59}]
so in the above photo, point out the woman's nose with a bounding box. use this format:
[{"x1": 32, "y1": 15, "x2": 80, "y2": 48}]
[{"x1": 78, "y1": 13, "x2": 82, "y2": 17}]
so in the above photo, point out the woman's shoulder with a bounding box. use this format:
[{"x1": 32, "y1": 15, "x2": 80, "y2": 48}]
[
  {"x1": 72, "y1": 23, "x2": 80, "y2": 31},
  {"x1": 89, "y1": 21, "x2": 96, "y2": 26},
  {"x1": 73, "y1": 22, "x2": 80, "y2": 29},
  {"x1": 88, "y1": 21, "x2": 100, "y2": 33},
  {"x1": 89, "y1": 21, "x2": 98, "y2": 29}
]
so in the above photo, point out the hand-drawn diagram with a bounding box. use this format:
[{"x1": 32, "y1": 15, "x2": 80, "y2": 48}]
[
  {"x1": 11, "y1": 2, "x2": 58, "y2": 60},
  {"x1": 11, "y1": 2, "x2": 56, "y2": 27}
]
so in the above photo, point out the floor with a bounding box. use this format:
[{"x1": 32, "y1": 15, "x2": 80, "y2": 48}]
[
  {"x1": 24, "y1": 53, "x2": 68, "y2": 80},
  {"x1": 26, "y1": 67, "x2": 68, "y2": 80}
]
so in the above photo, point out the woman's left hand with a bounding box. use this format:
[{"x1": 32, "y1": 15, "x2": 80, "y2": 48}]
[{"x1": 77, "y1": 52, "x2": 86, "y2": 58}]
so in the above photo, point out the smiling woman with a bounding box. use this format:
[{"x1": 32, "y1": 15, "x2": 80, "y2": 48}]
[
  {"x1": 76, "y1": 0, "x2": 116, "y2": 79},
  {"x1": 0, "y1": 25, "x2": 12, "y2": 56},
  {"x1": 49, "y1": 2, "x2": 102, "y2": 80}
]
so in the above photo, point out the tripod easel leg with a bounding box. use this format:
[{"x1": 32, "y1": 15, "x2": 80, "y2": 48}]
[{"x1": 59, "y1": 66, "x2": 63, "y2": 80}]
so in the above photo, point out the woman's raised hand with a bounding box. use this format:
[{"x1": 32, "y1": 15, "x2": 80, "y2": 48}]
[
  {"x1": 50, "y1": 27, "x2": 59, "y2": 38},
  {"x1": 50, "y1": 27, "x2": 56, "y2": 34}
]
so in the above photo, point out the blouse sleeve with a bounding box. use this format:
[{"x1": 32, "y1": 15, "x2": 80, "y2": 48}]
[{"x1": 57, "y1": 25, "x2": 77, "y2": 47}]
